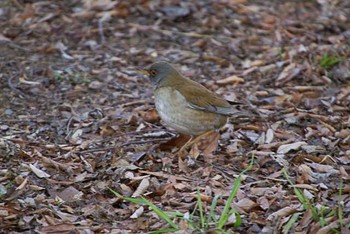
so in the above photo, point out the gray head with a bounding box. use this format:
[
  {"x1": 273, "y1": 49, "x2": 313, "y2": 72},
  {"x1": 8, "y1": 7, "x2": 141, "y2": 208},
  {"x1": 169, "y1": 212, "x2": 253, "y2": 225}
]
[{"x1": 141, "y1": 61, "x2": 180, "y2": 87}]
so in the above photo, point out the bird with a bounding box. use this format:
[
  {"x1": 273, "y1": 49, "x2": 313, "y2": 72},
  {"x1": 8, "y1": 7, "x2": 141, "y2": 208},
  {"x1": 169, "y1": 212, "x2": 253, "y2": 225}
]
[{"x1": 139, "y1": 61, "x2": 252, "y2": 153}]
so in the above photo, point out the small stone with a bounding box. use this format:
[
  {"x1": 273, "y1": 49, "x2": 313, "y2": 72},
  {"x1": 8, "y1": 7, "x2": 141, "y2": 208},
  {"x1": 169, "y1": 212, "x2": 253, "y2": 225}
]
[
  {"x1": 88, "y1": 80, "x2": 104, "y2": 90},
  {"x1": 0, "y1": 125, "x2": 9, "y2": 131},
  {"x1": 4, "y1": 109, "x2": 13, "y2": 115}
]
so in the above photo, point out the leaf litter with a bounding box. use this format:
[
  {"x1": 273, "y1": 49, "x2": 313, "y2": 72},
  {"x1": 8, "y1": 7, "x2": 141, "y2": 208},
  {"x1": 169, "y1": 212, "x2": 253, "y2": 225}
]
[{"x1": 0, "y1": 0, "x2": 349, "y2": 233}]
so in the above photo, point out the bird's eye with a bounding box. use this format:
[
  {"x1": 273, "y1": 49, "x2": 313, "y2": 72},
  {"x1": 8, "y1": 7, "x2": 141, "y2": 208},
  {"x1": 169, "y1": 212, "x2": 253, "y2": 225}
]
[{"x1": 150, "y1": 69, "x2": 157, "y2": 77}]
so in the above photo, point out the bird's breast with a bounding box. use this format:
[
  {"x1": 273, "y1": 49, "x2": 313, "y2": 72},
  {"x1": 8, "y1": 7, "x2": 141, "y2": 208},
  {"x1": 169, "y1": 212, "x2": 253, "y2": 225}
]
[{"x1": 154, "y1": 87, "x2": 227, "y2": 135}]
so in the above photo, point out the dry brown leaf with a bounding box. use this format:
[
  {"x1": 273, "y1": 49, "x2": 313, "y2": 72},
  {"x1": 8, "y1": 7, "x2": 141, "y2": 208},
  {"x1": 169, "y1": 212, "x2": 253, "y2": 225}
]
[
  {"x1": 292, "y1": 184, "x2": 318, "y2": 191},
  {"x1": 316, "y1": 218, "x2": 350, "y2": 234},
  {"x1": 216, "y1": 75, "x2": 244, "y2": 85},
  {"x1": 276, "y1": 63, "x2": 304, "y2": 85},
  {"x1": 250, "y1": 187, "x2": 272, "y2": 196},
  {"x1": 15, "y1": 177, "x2": 28, "y2": 191},
  {"x1": 201, "y1": 131, "x2": 220, "y2": 158},
  {"x1": 140, "y1": 108, "x2": 160, "y2": 123},
  {"x1": 55, "y1": 210, "x2": 79, "y2": 222},
  {"x1": 57, "y1": 186, "x2": 83, "y2": 202},
  {"x1": 83, "y1": 0, "x2": 118, "y2": 10},
  {"x1": 270, "y1": 153, "x2": 289, "y2": 167},
  {"x1": 234, "y1": 198, "x2": 257, "y2": 212},
  {"x1": 40, "y1": 224, "x2": 77, "y2": 233},
  {"x1": 267, "y1": 206, "x2": 298, "y2": 221},
  {"x1": 339, "y1": 166, "x2": 350, "y2": 179},
  {"x1": 299, "y1": 208, "x2": 314, "y2": 228},
  {"x1": 307, "y1": 163, "x2": 339, "y2": 174},
  {"x1": 0, "y1": 34, "x2": 11, "y2": 42},
  {"x1": 178, "y1": 155, "x2": 190, "y2": 173},
  {"x1": 173, "y1": 183, "x2": 187, "y2": 190},
  {"x1": 297, "y1": 164, "x2": 316, "y2": 183},
  {"x1": 29, "y1": 164, "x2": 50, "y2": 178},
  {"x1": 88, "y1": 81, "x2": 104, "y2": 90},
  {"x1": 138, "y1": 170, "x2": 191, "y2": 181},
  {"x1": 131, "y1": 178, "x2": 150, "y2": 197},
  {"x1": 335, "y1": 129, "x2": 350, "y2": 138},
  {"x1": 257, "y1": 196, "x2": 270, "y2": 210},
  {"x1": 277, "y1": 141, "x2": 307, "y2": 154},
  {"x1": 265, "y1": 128, "x2": 274, "y2": 144},
  {"x1": 130, "y1": 206, "x2": 144, "y2": 219},
  {"x1": 19, "y1": 76, "x2": 40, "y2": 85}
]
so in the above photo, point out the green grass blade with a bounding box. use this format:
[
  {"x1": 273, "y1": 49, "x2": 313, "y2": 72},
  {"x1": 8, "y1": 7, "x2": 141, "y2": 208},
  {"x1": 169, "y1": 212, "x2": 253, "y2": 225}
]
[
  {"x1": 164, "y1": 211, "x2": 184, "y2": 218},
  {"x1": 283, "y1": 212, "x2": 301, "y2": 234},
  {"x1": 282, "y1": 170, "x2": 320, "y2": 221},
  {"x1": 218, "y1": 154, "x2": 254, "y2": 229},
  {"x1": 217, "y1": 175, "x2": 241, "y2": 229},
  {"x1": 109, "y1": 188, "x2": 146, "y2": 205},
  {"x1": 141, "y1": 197, "x2": 179, "y2": 229},
  {"x1": 148, "y1": 228, "x2": 179, "y2": 234},
  {"x1": 337, "y1": 180, "x2": 344, "y2": 230},
  {"x1": 320, "y1": 53, "x2": 342, "y2": 70},
  {"x1": 196, "y1": 189, "x2": 206, "y2": 229},
  {"x1": 109, "y1": 187, "x2": 179, "y2": 230},
  {"x1": 209, "y1": 194, "x2": 221, "y2": 224},
  {"x1": 217, "y1": 154, "x2": 254, "y2": 229},
  {"x1": 233, "y1": 210, "x2": 241, "y2": 228}
]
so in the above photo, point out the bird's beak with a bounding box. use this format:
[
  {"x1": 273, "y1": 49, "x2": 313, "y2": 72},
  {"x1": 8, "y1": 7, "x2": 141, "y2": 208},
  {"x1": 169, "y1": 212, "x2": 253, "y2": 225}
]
[{"x1": 137, "y1": 67, "x2": 150, "y2": 76}]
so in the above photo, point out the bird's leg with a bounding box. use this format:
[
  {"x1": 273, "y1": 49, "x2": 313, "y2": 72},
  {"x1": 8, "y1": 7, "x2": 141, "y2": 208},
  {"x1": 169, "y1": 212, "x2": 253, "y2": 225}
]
[
  {"x1": 177, "y1": 136, "x2": 193, "y2": 156},
  {"x1": 177, "y1": 130, "x2": 215, "y2": 156}
]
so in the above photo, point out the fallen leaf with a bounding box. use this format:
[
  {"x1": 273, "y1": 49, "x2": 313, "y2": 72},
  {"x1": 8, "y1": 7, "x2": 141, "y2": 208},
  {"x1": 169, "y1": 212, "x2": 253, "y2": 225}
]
[
  {"x1": 0, "y1": 34, "x2": 11, "y2": 42},
  {"x1": 132, "y1": 178, "x2": 150, "y2": 197},
  {"x1": 234, "y1": 198, "x2": 257, "y2": 212},
  {"x1": 57, "y1": 186, "x2": 83, "y2": 202},
  {"x1": 216, "y1": 75, "x2": 244, "y2": 84},
  {"x1": 277, "y1": 141, "x2": 307, "y2": 154},
  {"x1": 267, "y1": 206, "x2": 298, "y2": 221},
  {"x1": 29, "y1": 164, "x2": 50, "y2": 178},
  {"x1": 265, "y1": 129, "x2": 274, "y2": 144},
  {"x1": 130, "y1": 206, "x2": 144, "y2": 219}
]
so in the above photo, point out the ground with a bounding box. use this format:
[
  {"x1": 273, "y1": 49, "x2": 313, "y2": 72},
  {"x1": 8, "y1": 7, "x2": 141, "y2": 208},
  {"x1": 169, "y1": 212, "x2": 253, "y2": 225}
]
[{"x1": 0, "y1": 0, "x2": 350, "y2": 233}]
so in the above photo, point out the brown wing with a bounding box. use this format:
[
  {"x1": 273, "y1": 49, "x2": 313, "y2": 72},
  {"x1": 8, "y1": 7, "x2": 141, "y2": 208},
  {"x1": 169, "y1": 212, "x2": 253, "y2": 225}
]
[{"x1": 174, "y1": 79, "x2": 241, "y2": 116}]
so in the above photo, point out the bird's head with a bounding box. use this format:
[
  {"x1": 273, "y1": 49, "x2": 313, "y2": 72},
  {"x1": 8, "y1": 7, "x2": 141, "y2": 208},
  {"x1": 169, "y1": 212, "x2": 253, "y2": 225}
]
[{"x1": 138, "y1": 61, "x2": 180, "y2": 87}]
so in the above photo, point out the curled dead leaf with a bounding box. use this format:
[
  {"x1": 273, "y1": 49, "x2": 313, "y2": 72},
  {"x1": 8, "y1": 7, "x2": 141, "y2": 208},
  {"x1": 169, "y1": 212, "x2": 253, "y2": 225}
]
[
  {"x1": 267, "y1": 206, "x2": 298, "y2": 221},
  {"x1": 257, "y1": 196, "x2": 270, "y2": 210},
  {"x1": 139, "y1": 108, "x2": 160, "y2": 123},
  {"x1": 234, "y1": 198, "x2": 257, "y2": 212},
  {"x1": 130, "y1": 206, "x2": 144, "y2": 219},
  {"x1": 29, "y1": 164, "x2": 50, "y2": 178},
  {"x1": 131, "y1": 178, "x2": 150, "y2": 197},
  {"x1": 277, "y1": 141, "x2": 307, "y2": 154},
  {"x1": 216, "y1": 75, "x2": 244, "y2": 85},
  {"x1": 265, "y1": 129, "x2": 274, "y2": 144}
]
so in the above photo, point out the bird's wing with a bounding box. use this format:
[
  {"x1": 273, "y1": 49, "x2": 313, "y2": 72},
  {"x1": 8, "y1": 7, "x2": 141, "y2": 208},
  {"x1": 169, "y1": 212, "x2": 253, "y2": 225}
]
[{"x1": 174, "y1": 80, "x2": 241, "y2": 116}]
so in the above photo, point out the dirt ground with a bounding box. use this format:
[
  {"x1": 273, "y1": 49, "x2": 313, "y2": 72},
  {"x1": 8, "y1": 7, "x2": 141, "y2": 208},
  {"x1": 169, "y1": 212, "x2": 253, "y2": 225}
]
[{"x1": 0, "y1": 0, "x2": 350, "y2": 233}]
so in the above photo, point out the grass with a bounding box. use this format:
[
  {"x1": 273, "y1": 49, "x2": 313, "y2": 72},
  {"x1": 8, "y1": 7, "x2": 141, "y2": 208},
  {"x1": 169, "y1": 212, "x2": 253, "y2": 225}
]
[
  {"x1": 283, "y1": 169, "x2": 346, "y2": 233},
  {"x1": 110, "y1": 155, "x2": 254, "y2": 233},
  {"x1": 53, "y1": 71, "x2": 91, "y2": 85},
  {"x1": 319, "y1": 53, "x2": 342, "y2": 71},
  {"x1": 0, "y1": 181, "x2": 14, "y2": 199}
]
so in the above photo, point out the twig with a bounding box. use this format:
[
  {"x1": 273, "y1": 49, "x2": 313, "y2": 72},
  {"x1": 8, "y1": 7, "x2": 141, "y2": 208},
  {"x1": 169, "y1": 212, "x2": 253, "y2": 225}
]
[
  {"x1": 77, "y1": 138, "x2": 172, "y2": 154},
  {"x1": 98, "y1": 19, "x2": 106, "y2": 44},
  {"x1": 121, "y1": 138, "x2": 172, "y2": 147},
  {"x1": 66, "y1": 116, "x2": 74, "y2": 135},
  {"x1": 0, "y1": 119, "x2": 49, "y2": 123},
  {"x1": 11, "y1": 0, "x2": 24, "y2": 9},
  {"x1": 7, "y1": 74, "x2": 27, "y2": 97},
  {"x1": 77, "y1": 146, "x2": 120, "y2": 154},
  {"x1": 129, "y1": 23, "x2": 225, "y2": 40},
  {"x1": 1, "y1": 41, "x2": 31, "y2": 52},
  {"x1": 121, "y1": 99, "x2": 152, "y2": 107}
]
